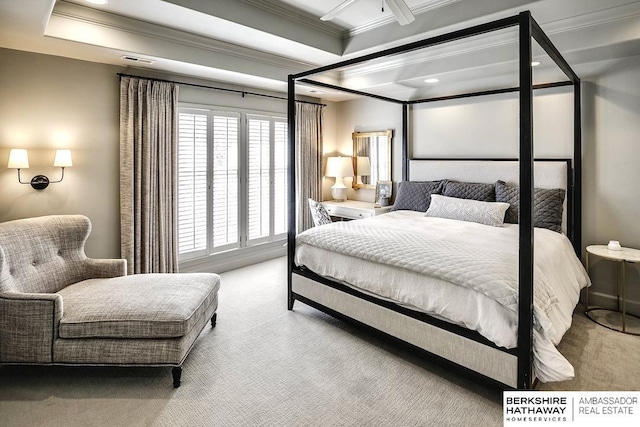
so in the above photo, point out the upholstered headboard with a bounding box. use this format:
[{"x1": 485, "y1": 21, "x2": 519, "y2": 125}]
[{"x1": 408, "y1": 159, "x2": 571, "y2": 234}]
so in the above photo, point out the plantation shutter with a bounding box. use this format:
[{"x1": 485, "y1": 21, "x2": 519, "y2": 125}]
[
  {"x1": 177, "y1": 111, "x2": 208, "y2": 256},
  {"x1": 247, "y1": 116, "x2": 271, "y2": 242},
  {"x1": 212, "y1": 113, "x2": 240, "y2": 249}
]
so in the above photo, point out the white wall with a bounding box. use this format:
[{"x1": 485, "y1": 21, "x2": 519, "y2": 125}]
[
  {"x1": 411, "y1": 87, "x2": 574, "y2": 158},
  {"x1": 326, "y1": 97, "x2": 404, "y2": 202},
  {"x1": 580, "y1": 57, "x2": 640, "y2": 314},
  {"x1": 0, "y1": 48, "x2": 121, "y2": 259}
]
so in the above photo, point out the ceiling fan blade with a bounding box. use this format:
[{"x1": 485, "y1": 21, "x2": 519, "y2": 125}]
[
  {"x1": 385, "y1": 0, "x2": 415, "y2": 25},
  {"x1": 320, "y1": 0, "x2": 360, "y2": 21}
]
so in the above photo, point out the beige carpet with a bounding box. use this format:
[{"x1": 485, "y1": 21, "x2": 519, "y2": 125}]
[{"x1": 1, "y1": 257, "x2": 638, "y2": 426}]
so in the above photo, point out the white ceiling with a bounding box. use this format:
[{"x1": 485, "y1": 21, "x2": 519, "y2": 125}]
[{"x1": 1, "y1": 0, "x2": 640, "y2": 101}]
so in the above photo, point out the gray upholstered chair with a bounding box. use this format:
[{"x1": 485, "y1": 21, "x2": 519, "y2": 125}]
[{"x1": 0, "y1": 215, "x2": 220, "y2": 387}]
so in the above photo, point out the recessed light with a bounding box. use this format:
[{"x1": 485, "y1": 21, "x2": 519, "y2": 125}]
[
  {"x1": 308, "y1": 89, "x2": 325, "y2": 94},
  {"x1": 86, "y1": 0, "x2": 108, "y2": 4},
  {"x1": 531, "y1": 61, "x2": 541, "y2": 67},
  {"x1": 424, "y1": 78, "x2": 439, "y2": 84}
]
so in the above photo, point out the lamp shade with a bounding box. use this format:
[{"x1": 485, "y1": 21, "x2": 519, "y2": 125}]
[
  {"x1": 54, "y1": 149, "x2": 73, "y2": 167},
  {"x1": 325, "y1": 156, "x2": 354, "y2": 178},
  {"x1": 356, "y1": 156, "x2": 371, "y2": 176},
  {"x1": 8, "y1": 149, "x2": 29, "y2": 169}
]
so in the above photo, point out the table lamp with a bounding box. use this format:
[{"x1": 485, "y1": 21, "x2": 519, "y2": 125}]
[{"x1": 325, "y1": 156, "x2": 353, "y2": 202}]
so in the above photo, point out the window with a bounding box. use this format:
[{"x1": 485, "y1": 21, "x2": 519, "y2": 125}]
[{"x1": 177, "y1": 107, "x2": 287, "y2": 261}]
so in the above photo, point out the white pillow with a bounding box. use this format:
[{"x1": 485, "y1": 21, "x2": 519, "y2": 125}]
[{"x1": 425, "y1": 194, "x2": 510, "y2": 227}]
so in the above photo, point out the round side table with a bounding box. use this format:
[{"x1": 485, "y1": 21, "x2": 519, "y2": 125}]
[{"x1": 585, "y1": 244, "x2": 640, "y2": 335}]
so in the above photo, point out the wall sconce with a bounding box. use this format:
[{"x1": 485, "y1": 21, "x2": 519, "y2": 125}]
[{"x1": 7, "y1": 149, "x2": 73, "y2": 190}]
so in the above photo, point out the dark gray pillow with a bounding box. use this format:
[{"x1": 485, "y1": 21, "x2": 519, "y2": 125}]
[
  {"x1": 494, "y1": 180, "x2": 565, "y2": 233},
  {"x1": 443, "y1": 181, "x2": 495, "y2": 202},
  {"x1": 391, "y1": 181, "x2": 444, "y2": 212}
]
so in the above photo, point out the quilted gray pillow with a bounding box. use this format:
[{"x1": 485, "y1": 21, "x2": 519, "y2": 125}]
[
  {"x1": 391, "y1": 181, "x2": 445, "y2": 212},
  {"x1": 425, "y1": 194, "x2": 510, "y2": 227},
  {"x1": 494, "y1": 180, "x2": 565, "y2": 233},
  {"x1": 443, "y1": 181, "x2": 495, "y2": 202}
]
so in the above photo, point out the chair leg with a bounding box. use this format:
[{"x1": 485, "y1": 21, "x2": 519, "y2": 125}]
[
  {"x1": 211, "y1": 312, "x2": 217, "y2": 327},
  {"x1": 172, "y1": 366, "x2": 182, "y2": 388}
]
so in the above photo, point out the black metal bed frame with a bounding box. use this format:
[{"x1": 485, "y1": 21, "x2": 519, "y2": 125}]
[{"x1": 287, "y1": 11, "x2": 581, "y2": 390}]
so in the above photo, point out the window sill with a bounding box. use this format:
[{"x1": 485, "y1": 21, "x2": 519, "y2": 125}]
[{"x1": 179, "y1": 239, "x2": 286, "y2": 273}]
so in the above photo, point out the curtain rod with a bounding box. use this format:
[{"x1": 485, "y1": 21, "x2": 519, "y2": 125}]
[{"x1": 117, "y1": 73, "x2": 325, "y2": 107}]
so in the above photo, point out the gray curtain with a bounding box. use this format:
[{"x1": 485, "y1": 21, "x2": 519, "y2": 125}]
[
  {"x1": 119, "y1": 76, "x2": 179, "y2": 274},
  {"x1": 296, "y1": 102, "x2": 324, "y2": 233}
]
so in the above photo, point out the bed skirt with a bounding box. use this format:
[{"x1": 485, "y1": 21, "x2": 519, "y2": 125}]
[{"x1": 292, "y1": 270, "x2": 519, "y2": 388}]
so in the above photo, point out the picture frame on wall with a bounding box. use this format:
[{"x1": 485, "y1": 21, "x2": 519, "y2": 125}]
[{"x1": 374, "y1": 180, "x2": 392, "y2": 207}]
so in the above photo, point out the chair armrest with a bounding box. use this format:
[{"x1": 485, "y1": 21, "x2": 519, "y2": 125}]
[
  {"x1": 0, "y1": 292, "x2": 63, "y2": 363},
  {"x1": 82, "y1": 258, "x2": 127, "y2": 279}
]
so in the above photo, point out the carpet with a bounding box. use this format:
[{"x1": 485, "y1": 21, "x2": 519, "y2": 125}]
[{"x1": 1, "y1": 257, "x2": 638, "y2": 426}]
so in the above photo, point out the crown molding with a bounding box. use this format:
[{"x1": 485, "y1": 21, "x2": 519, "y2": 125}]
[
  {"x1": 242, "y1": 0, "x2": 345, "y2": 38},
  {"x1": 50, "y1": 1, "x2": 315, "y2": 73},
  {"x1": 537, "y1": 2, "x2": 640, "y2": 38}
]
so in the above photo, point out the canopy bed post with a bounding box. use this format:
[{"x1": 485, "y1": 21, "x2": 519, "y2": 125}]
[
  {"x1": 287, "y1": 75, "x2": 296, "y2": 310},
  {"x1": 517, "y1": 10, "x2": 535, "y2": 390},
  {"x1": 529, "y1": 16, "x2": 582, "y2": 256},
  {"x1": 573, "y1": 85, "x2": 582, "y2": 253},
  {"x1": 402, "y1": 104, "x2": 409, "y2": 181}
]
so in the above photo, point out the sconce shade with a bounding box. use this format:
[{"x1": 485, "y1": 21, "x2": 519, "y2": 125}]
[
  {"x1": 54, "y1": 149, "x2": 73, "y2": 167},
  {"x1": 8, "y1": 149, "x2": 29, "y2": 169},
  {"x1": 356, "y1": 156, "x2": 371, "y2": 176},
  {"x1": 325, "y1": 156, "x2": 354, "y2": 178},
  {"x1": 8, "y1": 148, "x2": 71, "y2": 190}
]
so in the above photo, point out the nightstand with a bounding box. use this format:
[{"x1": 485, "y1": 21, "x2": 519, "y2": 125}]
[
  {"x1": 322, "y1": 200, "x2": 392, "y2": 221},
  {"x1": 585, "y1": 244, "x2": 640, "y2": 335}
]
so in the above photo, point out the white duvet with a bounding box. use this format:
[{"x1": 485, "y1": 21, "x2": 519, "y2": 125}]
[{"x1": 295, "y1": 210, "x2": 590, "y2": 382}]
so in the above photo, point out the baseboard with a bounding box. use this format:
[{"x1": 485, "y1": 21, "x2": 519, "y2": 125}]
[{"x1": 585, "y1": 290, "x2": 640, "y2": 317}]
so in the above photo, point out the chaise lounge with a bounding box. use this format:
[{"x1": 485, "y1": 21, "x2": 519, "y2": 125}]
[{"x1": 0, "y1": 215, "x2": 220, "y2": 387}]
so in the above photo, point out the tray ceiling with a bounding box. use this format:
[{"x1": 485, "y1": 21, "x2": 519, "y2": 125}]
[{"x1": 0, "y1": 0, "x2": 639, "y2": 101}]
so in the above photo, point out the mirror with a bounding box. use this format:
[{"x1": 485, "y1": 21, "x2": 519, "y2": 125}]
[{"x1": 352, "y1": 130, "x2": 392, "y2": 189}]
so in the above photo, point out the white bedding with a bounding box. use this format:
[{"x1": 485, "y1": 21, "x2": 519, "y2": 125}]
[{"x1": 295, "y1": 210, "x2": 590, "y2": 382}]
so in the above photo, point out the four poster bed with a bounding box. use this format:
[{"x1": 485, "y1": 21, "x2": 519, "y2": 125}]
[{"x1": 287, "y1": 11, "x2": 585, "y2": 390}]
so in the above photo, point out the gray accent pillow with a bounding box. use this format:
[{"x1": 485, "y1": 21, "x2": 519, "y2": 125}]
[
  {"x1": 494, "y1": 180, "x2": 566, "y2": 233},
  {"x1": 308, "y1": 199, "x2": 332, "y2": 226},
  {"x1": 443, "y1": 181, "x2": 495, "y2": 202},
  {"x1": 391, "y1": 180, "x2": 445, "y2": 212},
  {"x1": 425, "y1": 194, "x2": 510, "y2": 227}
]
